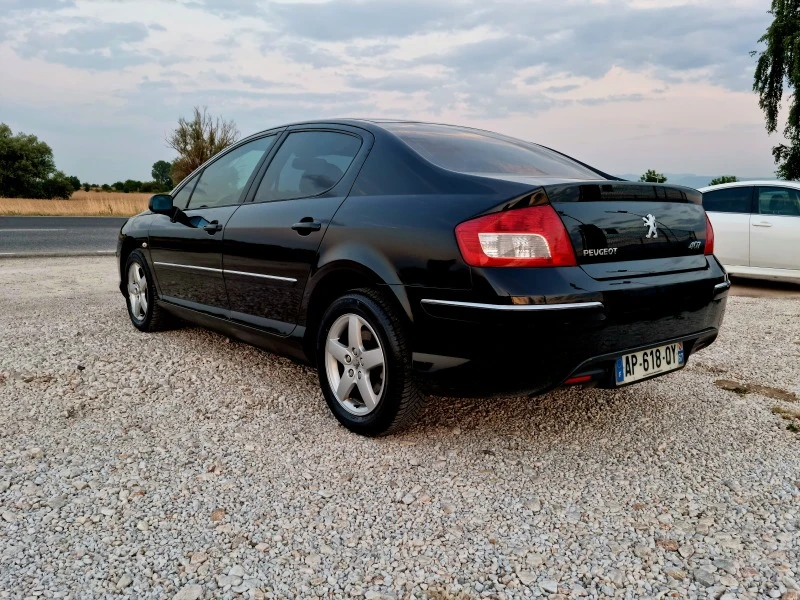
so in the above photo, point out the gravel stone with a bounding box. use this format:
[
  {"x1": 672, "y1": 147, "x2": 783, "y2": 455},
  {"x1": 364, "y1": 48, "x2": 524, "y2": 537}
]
[
  {"x1": 173, "y1": 585, "x2": 203, "y2": 600},
  {"x1": 1, "y1": 257, "x2": 799, "y2": 599},
  {"x1": 540, "y1": 580, "x2": 559, "y2": 594}
]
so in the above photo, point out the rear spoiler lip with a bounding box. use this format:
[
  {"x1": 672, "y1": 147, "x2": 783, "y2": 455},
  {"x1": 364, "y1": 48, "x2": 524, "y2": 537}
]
[{"x1": 540, "y1": 181, "x2": 703, "y2": 205}]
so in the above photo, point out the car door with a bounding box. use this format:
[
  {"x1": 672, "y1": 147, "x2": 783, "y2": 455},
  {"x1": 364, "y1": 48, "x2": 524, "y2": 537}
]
[
  {"x1": 223, "y1": 126, "x2": 372, "y2": 336},
  {"x1": 148, "y1": 134, "x2": 277, "y2": 316},
  {"x1": 701, "y1": 186, "x2": 753, "y2": 267},
  {"x1": 750, "y1": 185, "x2": 800, "y2": 270}
]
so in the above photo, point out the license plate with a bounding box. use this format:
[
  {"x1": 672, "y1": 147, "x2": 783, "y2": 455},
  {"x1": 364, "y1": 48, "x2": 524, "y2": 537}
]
[{"x1": 615, "y1": 342, "x2": 684, "y2": 385}]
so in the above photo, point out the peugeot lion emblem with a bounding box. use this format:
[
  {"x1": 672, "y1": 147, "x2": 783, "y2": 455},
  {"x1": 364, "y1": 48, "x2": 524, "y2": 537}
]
[{"x1": 643, "y1": 214, "x2": 658, "y2": 239}]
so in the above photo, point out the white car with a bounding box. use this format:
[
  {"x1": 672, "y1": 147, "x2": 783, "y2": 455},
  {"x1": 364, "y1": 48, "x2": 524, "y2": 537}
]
[{"x1": 699, "y1": 180, "x2": 800, "y2": 283}]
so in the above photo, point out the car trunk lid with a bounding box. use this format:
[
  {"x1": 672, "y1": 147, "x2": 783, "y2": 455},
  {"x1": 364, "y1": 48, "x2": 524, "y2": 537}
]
[{"x1": 543, "y1": 181, "x2": 710, "y2": 279}]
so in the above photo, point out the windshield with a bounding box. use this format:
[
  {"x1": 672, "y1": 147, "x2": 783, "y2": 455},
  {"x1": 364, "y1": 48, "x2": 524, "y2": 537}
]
[{"x1": 383, "y1": 122, "x2": 601, "y2": 180}]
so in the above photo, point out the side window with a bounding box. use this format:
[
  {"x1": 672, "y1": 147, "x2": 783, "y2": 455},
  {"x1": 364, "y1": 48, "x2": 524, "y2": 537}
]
[
  {"x1": 188, "y1": 135, "x2": 276, "y2": 209},
  {"x1": 253, "y1": 131, "x2": 361, "y2": 203},
  {"x1": 702, "y1": 187, "x2": 752, "y2": 214},
  {"x1": 171, "y1": 174, "x2": 198, "y2": 210},
  {"x1": 757, "y1": 187, "x2": 800, "y2": 217}
]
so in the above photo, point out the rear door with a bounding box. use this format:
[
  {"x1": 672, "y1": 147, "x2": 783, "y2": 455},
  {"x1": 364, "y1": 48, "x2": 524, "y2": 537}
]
[
  {"x1": 750, "y1": 185, "x2": 800, "y2": 270},
  {"x1": 148, "y1": 135, "x2": 277, "y2": 316},
  {"x1": 701, "y1": 186, "x2": 753, "y2": 268},
  {"x1": 222, "y1": 126, "x2": 371, "y2": 335},
  {"x1": 545, "y1": 182, "x2": 710, "y2": 280}
]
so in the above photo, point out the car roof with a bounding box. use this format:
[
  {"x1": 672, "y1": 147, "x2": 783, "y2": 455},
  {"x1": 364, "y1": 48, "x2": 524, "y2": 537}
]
[{"x1": 698, "y1": 180, "x2": 800, "y2": 192}]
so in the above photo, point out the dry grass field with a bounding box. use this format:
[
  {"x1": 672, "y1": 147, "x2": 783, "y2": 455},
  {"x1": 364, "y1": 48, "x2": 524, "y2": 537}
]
[{"x1": 0, "y1": 191, "x2": 150, "y2": 216}]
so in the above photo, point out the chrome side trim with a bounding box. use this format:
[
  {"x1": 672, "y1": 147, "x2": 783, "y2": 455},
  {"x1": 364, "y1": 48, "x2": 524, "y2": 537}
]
[
  {"x1": 154, "y1": 261, "x2": 221, "y2": 274},
  {"x1": 420, "y1": 299, "x2": 604, "y2": 311},
  {"x1": 153, "y1": 261, "x2": 297, "y2": 283},
  {"x1": 224, "y1": 269, "x2": 297, "y2": 283}
]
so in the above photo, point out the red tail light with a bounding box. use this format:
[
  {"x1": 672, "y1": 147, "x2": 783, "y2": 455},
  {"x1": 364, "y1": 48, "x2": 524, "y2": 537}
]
[
  {"x1": 704, "y1": 214, "x2": 715, "y2": 255},
  {"x1": 455, "y1": 205, "x2": 577, "y2": 267}
]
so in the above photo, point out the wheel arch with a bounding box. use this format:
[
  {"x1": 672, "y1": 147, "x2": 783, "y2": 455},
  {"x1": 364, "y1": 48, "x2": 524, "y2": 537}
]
[
  {"x1": 118, "y1": 235, "x2": 143, "y2": 295},
  {"x1": 301, "y1": 257, "x2": 412, "y2": 365}
]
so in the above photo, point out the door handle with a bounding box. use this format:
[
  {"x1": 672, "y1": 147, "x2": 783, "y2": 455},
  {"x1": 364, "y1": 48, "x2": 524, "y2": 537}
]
[
  {"x1": 291, "y1": 219, "x2": 322, "y2": 235},
  {"x1": 203, "y1": 220, "x2": 223, "y2": 234},
  {"x1": 752, "y1": 221, "x2": 773, "y2": 228}
]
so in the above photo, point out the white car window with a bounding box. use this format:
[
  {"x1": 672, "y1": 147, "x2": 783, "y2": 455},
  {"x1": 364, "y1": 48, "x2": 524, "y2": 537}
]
[{"x1": 757, "y1": 187, "x2": 800, "y2": 217}]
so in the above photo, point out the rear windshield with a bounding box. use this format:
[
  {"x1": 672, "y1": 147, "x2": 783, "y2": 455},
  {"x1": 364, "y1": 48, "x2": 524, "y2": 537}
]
[{"x1": 383, "y1": 122, "x2": 601, "y2": 179}]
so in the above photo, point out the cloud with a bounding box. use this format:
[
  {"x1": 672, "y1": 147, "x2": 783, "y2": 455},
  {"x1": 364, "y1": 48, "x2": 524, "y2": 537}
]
[
  {"x1": 16, "y1": 21, "x2": 152, "y2": 70},
  {"x1": 0, "y1": 0, "x2": 778, "y2": 182},
  {"x1": 3, "y1": 0, "x2": 74, "y2": 10},
  {"x1": 270, "y1": 0, "x2": 456, "y2": 41}
]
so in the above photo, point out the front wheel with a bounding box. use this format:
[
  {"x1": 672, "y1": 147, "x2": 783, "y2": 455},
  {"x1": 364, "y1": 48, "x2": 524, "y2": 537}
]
[
  {"x1": 317, "y1": 289, "x2": 423, "y2": 436},
  {"x1": 124, "y1": 250, "x2": 170, "y2": 332}
]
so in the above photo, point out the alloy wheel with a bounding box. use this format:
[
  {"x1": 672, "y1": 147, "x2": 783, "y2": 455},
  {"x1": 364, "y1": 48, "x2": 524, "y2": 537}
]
[
  {"x1": 127, "y1": 262, "x2": 149, "y2": 322},
  {"x1": 324, "y1": 313, "x2": 386, "y2": 416}
]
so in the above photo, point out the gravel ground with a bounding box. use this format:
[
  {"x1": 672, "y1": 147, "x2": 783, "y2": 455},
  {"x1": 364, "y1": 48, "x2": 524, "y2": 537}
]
[{"x1": 1, "y1": 256, "x2": 799, "y2": 600}]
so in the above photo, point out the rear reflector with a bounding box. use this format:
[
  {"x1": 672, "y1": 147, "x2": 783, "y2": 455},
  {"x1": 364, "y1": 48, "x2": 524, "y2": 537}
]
[
  {"x1": 455, "y1": 205, "x2": 577, "y2": 267},
  {"x1": 564, "y1": 375, "x2": 592, "y2": 385},
  {"x1": 704, "y1": 214, "x2": 715, "y2": 255}
]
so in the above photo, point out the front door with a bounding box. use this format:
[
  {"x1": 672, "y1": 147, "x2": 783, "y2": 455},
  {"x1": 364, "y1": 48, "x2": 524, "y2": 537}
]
[
  {"x1": 750, "y1": 186, "x2": 800, "y2": 270},
  {"x1": 148, "y1": 135, "x2": 277, "y2": 317},
  {"x1": 223, "y1": 128, "x2": 368, "y2": 335}
]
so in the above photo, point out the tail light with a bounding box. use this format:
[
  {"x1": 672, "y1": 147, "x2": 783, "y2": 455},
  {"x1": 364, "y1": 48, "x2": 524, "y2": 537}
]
[
  {"x1": 704, "y1": 214, "x2": 715, "y2": 255},
  {"x1": 455, "y1": 205, "x2": 577, "y2": 267}
]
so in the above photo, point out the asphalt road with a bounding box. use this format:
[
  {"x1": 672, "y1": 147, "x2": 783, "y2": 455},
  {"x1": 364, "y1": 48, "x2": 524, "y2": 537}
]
[{"x1": 0, "y1": 216, "x2": 127, "y2": 257}]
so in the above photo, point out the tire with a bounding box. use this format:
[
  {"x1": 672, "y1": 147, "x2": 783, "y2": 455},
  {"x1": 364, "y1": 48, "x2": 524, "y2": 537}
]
[
  {"x1": 124, "y1": 250, "x2": 171, "y2": 332},
  {"x1": 316, "y1": 289, "x2": 423, "y2": 436}
]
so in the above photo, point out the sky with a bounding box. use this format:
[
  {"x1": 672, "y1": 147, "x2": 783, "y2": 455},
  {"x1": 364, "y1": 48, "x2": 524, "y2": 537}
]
[{"x1": 0, "y1": 0, "x2": 780, "y2": 183}]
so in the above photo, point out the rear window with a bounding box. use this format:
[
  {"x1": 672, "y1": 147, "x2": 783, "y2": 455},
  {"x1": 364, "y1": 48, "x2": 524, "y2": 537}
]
[
  {"x1": 383, "y1": 123, "x2": 600, "y2": 179},
  {"x1": 702, "y1": 187, "x2": 752, "y2": 214}
]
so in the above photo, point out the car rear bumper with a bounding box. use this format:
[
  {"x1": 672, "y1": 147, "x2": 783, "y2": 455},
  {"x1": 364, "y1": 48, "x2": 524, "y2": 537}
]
[{"x1": 406, "y1": 259, "x2": 729, "y2": 397}]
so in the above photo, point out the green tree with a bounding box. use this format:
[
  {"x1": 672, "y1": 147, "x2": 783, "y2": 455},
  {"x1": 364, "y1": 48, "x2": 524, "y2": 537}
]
[
  {"x1": 123, "y1": 179, "x2": 142, "y2": 193},
  {"x1": 140, "y1": 181, "x2": 160, "y2": 193},
  {"x1": 101, "y1": 183, "x2": 112, "y2": 192},
  {"x1": 708, "y1": 175, "x2": 739, "y2": 186},
  {"x1": 753, "y1": 0, "x2": 800, "y2": 179},
  {"x1": 639, "y1": 169, "x2": 668, "y2": 183},
  {"x1": 82, "y1": 183, "x2": 90, "y2": 192},
  {"x1": 67, "y1": 175, "x2": 81, "y2": 191},
  {"x1": 41, "y1": 171, "x2": 74, "y2": 199},
  {"x1": 151, "y1": 160, "x2": 173, "y2": 190},
  {"x1": 167, "y1": 106, "x2": 239, "y2": 184},
  {"x1": 0, "y1": 123, "x2": 66, "y2": 198},
  {"x1": 112, "y1": 181, "x2": 125, "y2": 192}
]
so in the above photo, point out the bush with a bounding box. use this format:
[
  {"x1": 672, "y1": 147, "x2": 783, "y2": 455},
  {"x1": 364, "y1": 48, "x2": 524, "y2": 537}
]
[
  {"x1": 112, "y1": 181, "x2": 125, "y2": 192},
  {"x1": 41, "y1": 171, "x2": 74, "y2": 199},
  {"x1": 101, "y1": 184, "x2": 112, "y2": 192},
  {"x1": 123, "y1": 179, "x2": 142, "y2": 193}
]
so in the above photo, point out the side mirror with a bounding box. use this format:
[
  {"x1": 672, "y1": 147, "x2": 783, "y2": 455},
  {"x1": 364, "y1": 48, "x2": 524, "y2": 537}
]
[{"x1": 148, "y1": 194, "x2": 174, "y2": 214}]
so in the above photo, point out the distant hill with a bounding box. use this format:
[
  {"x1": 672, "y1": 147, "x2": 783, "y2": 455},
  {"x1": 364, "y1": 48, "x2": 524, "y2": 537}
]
[{"x1": 616, "y1": 174, "x2": 774, "y2": 189}]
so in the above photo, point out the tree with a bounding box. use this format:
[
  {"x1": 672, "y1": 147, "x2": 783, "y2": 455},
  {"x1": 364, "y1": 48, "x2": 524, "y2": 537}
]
[
  {"x1": 709, "y1": 175, "x2": 739, "y2": 186},
  {"x1": 753, "y1": 1, "x2": 800, "y2": 179},
  {"x1": 101, "y1": 183, "x2": 112, "y2": 192},
  {"x1": 67, "y1": 175, "x2": 81, "y2": 191},
  {"x1": 639, "y1": 170, "x2": 668, "y2": 183},
  {"x1": 0, "y1": 123, "x2": 70, "y2": 198},
  {"x1": 82, "y1": 183, "x2": 90, "y2": 192},
  {"x1": 151, "y1": 160, "x2": 173, "y2": 190},
  {"x1": 140, "y1": 181, "x2": 161, "y2": 193},
  {"x1": 123, "y1": 179, "x2": 142, "y2": 193},
  {"x1": 112, "y1": 181, "x2": 125, "y2": 192},
  {"x1": 167, "y1": 106, "x2": 239, "y2": 184}
]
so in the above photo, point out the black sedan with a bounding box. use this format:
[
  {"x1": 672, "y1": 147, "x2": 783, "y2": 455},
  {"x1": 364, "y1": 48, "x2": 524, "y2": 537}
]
[{"x1": 118, "y1": 119, "x2": 729, "y2": 435}]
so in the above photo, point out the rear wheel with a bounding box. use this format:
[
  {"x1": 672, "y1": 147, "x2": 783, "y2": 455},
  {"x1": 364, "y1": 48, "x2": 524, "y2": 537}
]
[
  {"x1": 317, "y1": 290, "x2": 423, "y2": 436},
  {"x1": 124, "y1": 250, "x2": 170, "y2": 332}
]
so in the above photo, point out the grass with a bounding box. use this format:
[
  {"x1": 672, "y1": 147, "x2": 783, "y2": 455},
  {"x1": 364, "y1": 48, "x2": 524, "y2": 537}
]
[{"x1": 0, "y1": 191, "x2": 150, "y2": 217}]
